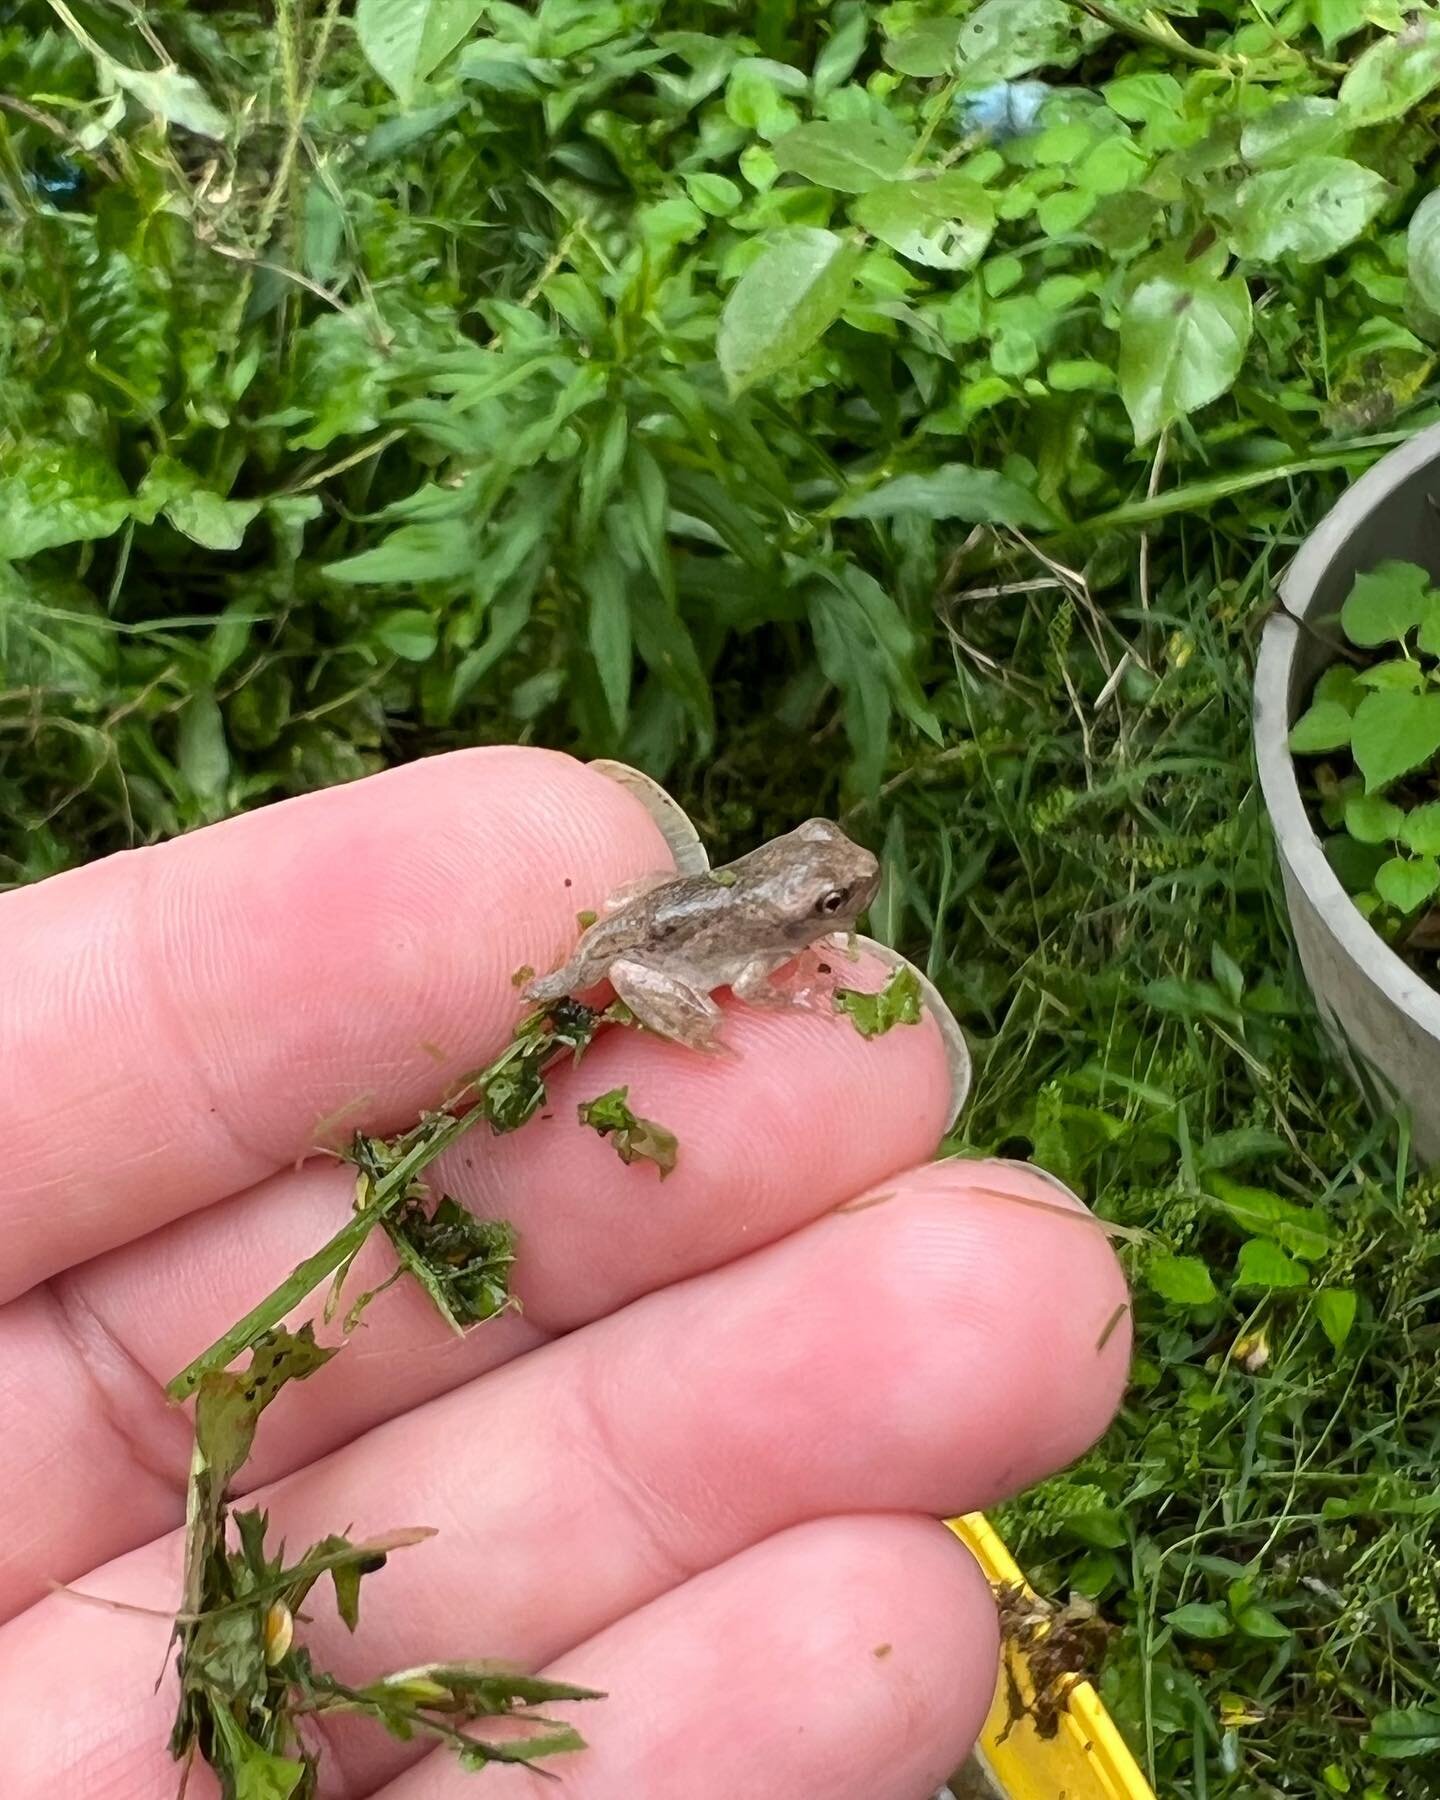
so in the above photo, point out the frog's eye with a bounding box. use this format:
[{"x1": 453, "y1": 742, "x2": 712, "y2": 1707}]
[{"x1": 815, "y1": 888, "x2": 848, "y2": 916}]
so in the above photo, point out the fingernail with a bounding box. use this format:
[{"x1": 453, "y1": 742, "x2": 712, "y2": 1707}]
[
  {"x1": 986, "y1": 1158, "x2": 1086, "y2": 1208},
  {"x1": 853, "y1": 937, "x2": 972, "y2": 1131},
  {"x1": 588, "y1": 760, "x2": 710, "y2": 875}
]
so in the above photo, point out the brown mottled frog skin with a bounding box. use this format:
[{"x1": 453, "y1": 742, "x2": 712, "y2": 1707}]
[{"x1": 526, "y1": 818, "x2": 881, "y2": 1050}]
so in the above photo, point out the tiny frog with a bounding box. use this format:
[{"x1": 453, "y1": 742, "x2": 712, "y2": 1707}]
[{"x1": 525, "y1": 818, "x2": 881, "y2": 1051}]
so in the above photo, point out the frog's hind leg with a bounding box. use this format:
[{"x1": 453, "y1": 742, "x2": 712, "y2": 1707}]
[{"x1": 609, "y1": 956, "x2": 727, "y2": 1053}]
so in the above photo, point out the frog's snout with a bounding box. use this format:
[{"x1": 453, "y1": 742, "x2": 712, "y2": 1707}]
[{"x1": 854, "y1": 853, "x2": 882, "y2": 913}]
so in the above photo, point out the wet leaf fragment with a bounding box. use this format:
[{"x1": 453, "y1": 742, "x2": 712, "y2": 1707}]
[
  {"x1": 578, "y1": 1085, "x2": 679, "y2": 1177},
  {"x1": 833, "y1": 964, "x2": 924, "y2": 1037}
]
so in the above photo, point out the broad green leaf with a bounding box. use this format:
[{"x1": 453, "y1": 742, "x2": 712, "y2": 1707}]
[
  {"x1": 1312, "y1": 0, "x2": 1401, "y2": 52},
  {"x1": 1364, "y1": 1706, "x2": 1440, "y2": 1759},
  {"x1": 1230, "y1": 159, "x2": 1389, "y2": 265},
  {"x1": 1375, "y1": 854, "x2": 1440, "y2": 913},
  {"x1": 853, "y1": 174, "x2": 995, "y2": 270},
  {"x1": 717, "y1": 229, "x2": 860, "y2": 393},
  {"x1": 772, "y1": 122, "x2": 911, "y2": 193},
  {"x1": 323, "y1": 520, "x2": 472, "y2": 585},
  {"x1": 1146, "y1": 1253, "x2": 1218, "y2": 1306},
  {"x1": 1340, "y1": 560, "x2": 1433, "y2": 645},
  {"x1": 356, "y1": 0, "x2": 486, "y2": 103},
  {"x1": 136, "y1": 456, "x2": 260, "y2": 552},
  {"x1": 0, "y1": 444, "x2": 131, "y2": 560},
  {"x1": 882, "y1": 18, "x2": 962, "y2": 77},
  {"x1": 1343, "y1": 794, "x2": 1404, "y2": 843},
  {"x1": 1235, "y1": 1236, "x2": 1310, "y2": 1291},
  {"x1": 1209, "y1": 1178, "x2": 1333, "y2": 1259},
  {"x1": 1119, "y1": 259, "x2": 1253, "y2": 445},
  {"x1": 1291, "y1": 700, "x2": 1357, "y2": 755},
  {"x1": 1351, "y1": 689, "x2": 1440, "y2": 791},
  {"x1": 1402, "y1": 801, "x2": 1440, "y2": 854},
  {"x1": 1315, "y1": 663, "x2": 1366, "y2": 710},
  {"x1": 1409, "y1": 189, "x2": 1440, "y2": 315},
  {"x1": 684, "y1": 172, "x2": 742, "y2": 215},
  {"x1": 1238, "y1": 97, "x2": 1347, "y2": 168},
  {"x1": 103, "y1": 57, "x2": 228, "y2": 139},
  {"x1": 1102, "y1": 73, "x2": 1183, "y2": 126},
  {"x1": 837, "y1": 463, "x2": 1054, "y2": 529},
  {"x1": 953, "y1": 0, "x2": 1097, "y2": 80},
  {"x1": 1315, "y1": 1287, "x2": 1358, "y2": 1351},
  {"x1": 375, "y1": 609, "x2": 439, "y2": 661},
  {"x1": 1340, "y1": 18, "x2": 1440, "y2": 126},
  {"x1": 1165, "y1": 1602, "x2": 1231, "y2": 1640}
]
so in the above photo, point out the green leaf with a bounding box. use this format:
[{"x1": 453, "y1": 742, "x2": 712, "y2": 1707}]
[
  {"x1": 772, "y1": 121, "x2": 911, "y2": 192},
  {"x1": 1402, "y1": 801, "x2": 1440, "y2": 854},
  {"x1": 1375, "y1": 854, "x2": 1440, "y2": 913},
  {"x1": 1234, "y1": 1236, "x2": 1310, "y2": 1291},
  {"x1": 1234, "y1": 1604, "x2": 1292, "y2": 1641},
  {"x1": 1364, "y1": 1706, "x2": 1440, "y2": 1759},
  {"x1": 0, "y1": 444, "x2": 131, "y2": 560},
  {"x1": 852, "y1": 174, "x2": 995, "y2": 270},
  {"x1": 833, "y1": 965, "x2": 923, "y2": 1037},
  {"x1": 1118, "y1": 259, "x2": 1252, "y2": 445},
  {"x1": 1409, "y1": 189, "x2": 1440, "y2": 316},
  {"x1": 356, "y1": 0, "x2": 486, "y2": 104},
  {"x1": 1102, "y1": 73, "x2": 1183, "y2": 126},
  {"x1": 136, "y1": 457, "x2": 261, "y2": 552},
  {"x1": 1288, "y1": 700, "x2": 1354, "y2": 754},
  {"x1": 323, "y1": 521, "x2": 472, "y2": 585},
  {"x1": 577, "y1": 1085, "x2": 678, "y2": 1177},
  {"x1": 717, "y1": 229, "x2": 861, "y2": 393},
  {"x1": 1340, "y1": 19, "x2": 1440, "y2": 126},
  {"x1": 1230, "y1": 159, "x2": 1389, "y2": 265},
  {"x1": 1238, "y1": 97, "x2": 1347, "y2": 168},
  {"x1": 587, "y1": 539, "x2": 633, "y2": 734},
  {"x1": 954, "y1": 0, "x2": 1096, "y2": 80},
  {"x1": 375, "y1": 609, "x2": 439, "y2": 661},
  {"x1": 1343, "y1": 794, "x2": 1404, "y2": 844},
  {"x1": 1209, "y1": 1177, "x2": 1334, "y2": 1260},
  {"x1": 209, "y1": 1709, "x2": 305, "y2": 1799},
  {"x1": 1165, "y1": 1602, "x2": 1232, "y2": 1640},
  {"x1": 1340, "y1": 561, "x2": 1433, "y2": 646},
  {"x1": 177, "y1": 693, "x2": 231, "y2": 808},
  {"x1": 1351, "y1": 690, "x2": 1440, "y2": 791},
  {"x1": 837, "y1": 463, "x2": 1054, "y2": 529},
  {"x1": 1315, "y1": 1287, "x2": 1358, "y2": 1351},
  {"x1": 1146, "y1": 1253, "x2": 1218, "y2": 1307},
  {"x1": 103, "y1": 57, "x2": 228, "y2": 139}
]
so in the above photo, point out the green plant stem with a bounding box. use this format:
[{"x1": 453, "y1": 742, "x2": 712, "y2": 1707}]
[{"x1": 166, "y1": 1026, "x2": 577, "y2": 1400}]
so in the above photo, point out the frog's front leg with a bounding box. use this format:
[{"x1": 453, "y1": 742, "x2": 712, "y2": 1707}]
[
  {"x1": 730, "y1": 954, "x2": 794, "y2": 1008},
  {"x1": 609, "y1": 955, "x2": 727, "y2": 1052}
]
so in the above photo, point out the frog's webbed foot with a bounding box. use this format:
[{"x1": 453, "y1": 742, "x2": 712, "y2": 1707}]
[{"x1": 609, "y1": 956, "x2": 728, "y2": 1054}]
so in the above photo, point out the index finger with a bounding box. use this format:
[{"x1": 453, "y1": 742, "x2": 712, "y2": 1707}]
[{"x1": 0, "y1": 748, "x2": 675, "y2": 1303}]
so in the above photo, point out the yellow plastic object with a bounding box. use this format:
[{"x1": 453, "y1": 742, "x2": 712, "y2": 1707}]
[{"x1": 946, "y1": 1513, "x2": 1156, "y2": 1800}]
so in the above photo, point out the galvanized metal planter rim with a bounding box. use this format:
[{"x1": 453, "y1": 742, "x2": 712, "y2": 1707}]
[{"x1": 1254, "y1": 418, "x2": 1440, "y2": 1047}]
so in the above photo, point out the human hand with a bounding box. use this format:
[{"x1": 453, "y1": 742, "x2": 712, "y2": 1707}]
[{"x1": 0, "y1": 749, "x2": 1129, "y2": 1798}]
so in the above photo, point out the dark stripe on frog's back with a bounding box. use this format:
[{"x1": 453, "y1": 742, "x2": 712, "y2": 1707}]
[{"x1": 581, "y1": 868, "x2": 752, "y2": 959}]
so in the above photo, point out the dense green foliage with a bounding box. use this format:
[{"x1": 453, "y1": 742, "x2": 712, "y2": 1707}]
[
  {"x1": 1292, "y1": 558, "x2": 1440, "y2": 951},
  {"x1": 4, "y1": 0, "x2": 1440, "y2": 1793}
]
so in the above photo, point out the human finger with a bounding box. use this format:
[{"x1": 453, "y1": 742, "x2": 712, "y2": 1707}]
[
  {"x1": 0, "y1": 746, "x2": 674, "y2": 1301},
  {"x1": 2, "y1": 947, "x2": 955, "y2": 1616}
]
